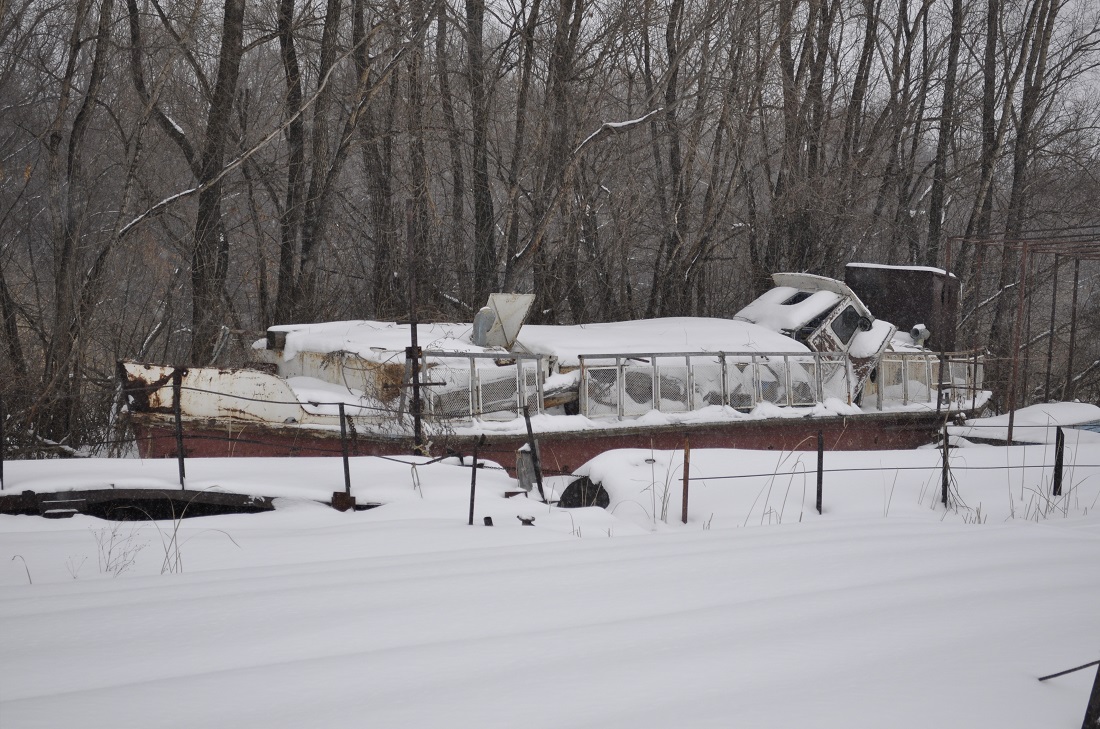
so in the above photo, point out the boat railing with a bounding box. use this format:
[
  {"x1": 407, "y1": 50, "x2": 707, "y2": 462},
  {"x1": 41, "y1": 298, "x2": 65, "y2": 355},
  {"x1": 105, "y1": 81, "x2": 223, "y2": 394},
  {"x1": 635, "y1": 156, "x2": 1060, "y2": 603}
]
[
  {"x1": 577, "y1": 350, "x2": 985, "y2": 419},
  {"x1": 406, "y1": 349, "x2": 985, "y2": 422},
  {"x1": 418, "y1": 350, "x2": 546, "y2": 421},
  {"x1": 870, "y1": 350, "x2": 985, "y2": 410},
  {"x1": 577, "y1": 351, "x2": 851, "y2": 418}
]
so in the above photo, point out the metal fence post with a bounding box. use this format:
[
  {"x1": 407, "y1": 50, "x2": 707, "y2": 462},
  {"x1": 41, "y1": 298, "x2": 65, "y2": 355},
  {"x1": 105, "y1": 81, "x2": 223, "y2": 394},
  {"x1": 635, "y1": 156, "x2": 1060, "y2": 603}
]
[
  {"x1": 1053, "y1": 426, "x2": 1065, "y2": 497},
  {"x1": 941, "y1": 423, "x2": 950, "y2": 506},
  {"x1": 1, "y1": 395, "x2": 5, "y2": 491},
  {"x1": 339, "y1": 402, "x2": 351, "y2": 497},
  {"x1": 816, "y1": 430, "x2": 823, "y2": 514},
  {"x1": 681, "y1": 439, "x2": 690, "y2": 524},
  {"x1": 523, "y1": 406, "x2": 546, "y2": 502},
  {"x1": 468, "y1": 441, "x2": 479, "y2": 526},
  {"x1": 1083, "y1": 661, "x2": 1100, "y2": 729},
  {"x1": 172, "y1": 368, "x2": 186, "y2": 490}
]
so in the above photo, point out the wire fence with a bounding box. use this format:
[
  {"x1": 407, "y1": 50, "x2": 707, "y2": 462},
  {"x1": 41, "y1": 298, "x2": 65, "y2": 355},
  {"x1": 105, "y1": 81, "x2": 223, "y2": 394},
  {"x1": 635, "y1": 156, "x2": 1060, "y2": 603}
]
[{"x1": 2, "y1": 356, "x2": 1093, "y2": 526}]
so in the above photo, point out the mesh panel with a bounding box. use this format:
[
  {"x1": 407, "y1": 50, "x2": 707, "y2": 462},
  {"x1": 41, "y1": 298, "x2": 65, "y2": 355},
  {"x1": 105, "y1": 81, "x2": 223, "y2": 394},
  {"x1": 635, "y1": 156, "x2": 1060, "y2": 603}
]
[
  {"x1": 909, "y1": 356, "x2": 933, "y2": 403},
  {"x1": 878, "y1": 356, "x2": 906, "y2": 405},
  {"x1": 819, "y1": 355, "x2": 849, "y2": 402},
  {"x1": 413, "y1": 357, "x2": 544, "y2": 421},
  {"x1": 584, "y1": 366, "x2": 618, "y2": 417},
  {"x1": 479, "y1": 370, "x2": 520, "y2": 419},
  {"x1": 523, "y1": 364, "x2": 541, "y2": 413},
  {"x1": 658, "y1": 364, "x2": 690, "y2": 412},
  {"x1": 727, "y1": 361, "x2": 756, "y2": 410},
  {"x1": 788, "y1": 358, "x2": 818, "y2": 406},
  {"x1": 424, "y1": 362, "x2": 473, "y2": 418},
  {"x1": 622, "y1": 366, "x2": 655, "y2": 416},
  {"x1": 692, "y1": 363, "x2": 724, "y2": 409},
  {"x1": 757, "y1": 359, "x2": 787, "y2": 405}
]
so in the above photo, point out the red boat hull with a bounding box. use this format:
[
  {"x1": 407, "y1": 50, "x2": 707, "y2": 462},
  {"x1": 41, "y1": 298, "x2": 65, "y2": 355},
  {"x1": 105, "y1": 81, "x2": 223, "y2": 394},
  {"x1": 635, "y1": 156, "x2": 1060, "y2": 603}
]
[{"x1": 130, "y1": 410, "x2": 954, "y2": 477}]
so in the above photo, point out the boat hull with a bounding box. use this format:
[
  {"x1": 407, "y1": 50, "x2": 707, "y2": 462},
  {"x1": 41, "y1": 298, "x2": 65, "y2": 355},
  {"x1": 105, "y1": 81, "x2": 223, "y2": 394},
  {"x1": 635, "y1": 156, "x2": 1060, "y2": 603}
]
[{"x1": 129, "y1": 410, "x2": 956, "y2": 477}]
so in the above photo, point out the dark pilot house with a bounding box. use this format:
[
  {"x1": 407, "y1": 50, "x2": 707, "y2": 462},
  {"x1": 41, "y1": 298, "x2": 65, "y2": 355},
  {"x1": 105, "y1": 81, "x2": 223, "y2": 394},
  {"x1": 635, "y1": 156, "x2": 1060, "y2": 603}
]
[{"x1": 844, "y1": 263, "x2": 960, "y2": 352}]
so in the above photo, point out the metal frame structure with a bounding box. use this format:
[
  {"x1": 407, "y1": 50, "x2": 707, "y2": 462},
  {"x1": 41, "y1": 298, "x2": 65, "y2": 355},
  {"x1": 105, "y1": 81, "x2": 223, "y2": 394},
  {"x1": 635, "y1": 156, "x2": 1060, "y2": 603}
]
[
  {"x1": 576, "y1": 350, "x2": 982, "y2": 420},
  {"x1": 419, "y1": 350, "x2": 546, "y2": 419},
  {"x1": 946, "y1": 229, "x2": 1100, "y2": 442}
]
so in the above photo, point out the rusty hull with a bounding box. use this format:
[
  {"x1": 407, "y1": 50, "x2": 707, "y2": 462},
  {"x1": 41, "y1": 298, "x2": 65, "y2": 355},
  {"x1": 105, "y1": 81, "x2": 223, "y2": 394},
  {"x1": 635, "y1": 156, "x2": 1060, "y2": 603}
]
[{"x1": 127, "y1": 408, "x2": 952, "y2": 478}]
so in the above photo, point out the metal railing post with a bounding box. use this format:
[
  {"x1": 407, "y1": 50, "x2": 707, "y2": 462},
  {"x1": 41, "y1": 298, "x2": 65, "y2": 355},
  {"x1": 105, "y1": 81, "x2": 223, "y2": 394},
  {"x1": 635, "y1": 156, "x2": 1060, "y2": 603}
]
[
  {"x1": 902, "y1": 357, "x2": 910, "y2": 405},
  {"x1": 876, "y1": 358, "x2": 884, "y2": 410},
  {"x1": 579, "y1": 356, "x2": 588, "y2": 417},
  {"x1": 814, "y1": 353, "x2": 823, "y2": 403},
  {"x1": 516, "y1": 358, "x2": 524, "y2": 414},
  {"x1": 784, "y1": 355, "x2": 793, "y2": 407},
  {"x1": 651, "y1": 357, "x2": 659, "y2": 411},
  {"x1": 720, "y1": 354, "x2": 729, "y2": 407},
  {"x1": 616, "y1": 357, "x2": 624, "y2": 419},
  {"x1": 536, "y1": 358, "x2": 545, "y2": 414},
  {"x1": 752, "y1": 355, "x2": 761, "y2": 406},
  {"x1": 469, "y1": 354, "x2": 478, "y2": 417},
  {"x1": 686, "y1": 355, "x2": 695, "y2": 411}
]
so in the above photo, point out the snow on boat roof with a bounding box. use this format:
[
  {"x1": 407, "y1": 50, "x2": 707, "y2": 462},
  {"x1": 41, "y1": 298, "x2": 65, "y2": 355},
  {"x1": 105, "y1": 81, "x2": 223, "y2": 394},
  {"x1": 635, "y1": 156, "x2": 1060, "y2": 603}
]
[
  {"x1": 268, "y1": 320, "x2": 486, "y2": 361},
  {"x1": 518, "y1": 317, "x2": 808, "y2": 366},
  {"x1": 734, "y1": 287, "x2": 844, "y2": 333},
  {"x1": 847, "y1": 262, "x2": 956, "y2": 278},
  {"x1": 268, "y1": 317, "x2": 808, "y2": 364}
]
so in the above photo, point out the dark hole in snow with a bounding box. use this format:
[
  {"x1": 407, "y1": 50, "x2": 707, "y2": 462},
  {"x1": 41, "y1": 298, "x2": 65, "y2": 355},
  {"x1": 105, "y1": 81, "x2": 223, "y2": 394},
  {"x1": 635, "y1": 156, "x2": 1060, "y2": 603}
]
[
  {"x1": 81, "y1": 498, "x2": 273, "y2": 521},
  {"x1": 557, "y1": 476, "x2": 610, "y2": 509}
]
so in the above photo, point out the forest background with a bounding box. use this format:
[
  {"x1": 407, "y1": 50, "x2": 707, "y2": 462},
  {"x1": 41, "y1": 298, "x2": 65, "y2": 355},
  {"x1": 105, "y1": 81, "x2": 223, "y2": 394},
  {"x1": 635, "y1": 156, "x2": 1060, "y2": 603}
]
[{"x1": 1, "y1": 0, "x2": 1099, "y2": 450}]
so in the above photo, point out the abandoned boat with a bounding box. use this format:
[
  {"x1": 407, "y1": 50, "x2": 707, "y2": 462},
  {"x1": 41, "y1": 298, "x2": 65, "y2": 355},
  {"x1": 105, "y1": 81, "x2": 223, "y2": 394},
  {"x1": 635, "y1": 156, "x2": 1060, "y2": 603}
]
[{"x1": 120, "y1": 263, "x2": 987, "y2": 475}]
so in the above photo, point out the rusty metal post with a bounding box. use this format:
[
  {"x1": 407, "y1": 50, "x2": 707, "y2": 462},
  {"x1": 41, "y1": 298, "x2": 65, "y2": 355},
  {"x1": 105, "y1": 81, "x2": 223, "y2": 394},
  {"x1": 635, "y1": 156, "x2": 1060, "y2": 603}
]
[
  {"x1": 1, "y1": 395, "x2": 5, "y2": 491},
  {"x1": 941, "y1": 423, "x2": 950, "y2": 506},
  {"x1": 330, "y1": 402, "x2": 357, "y2": 511},
  {"x1": 523, "y1": 406, "x2": 546, "y2": 502},
  {"x1": 1044, "y1": 254, "x2": 1060, "y2": 400},
  {"x1": 406, "y1": 200, "x2": 423, "y2": 451},
  {"x1": 1007, "y1": 242, "x2": 1029, "y2": 445},
  {"x1": 936, "y1": 353, "x2": 945, "y2": 414},
  {"x1": 971, "y1": 349, "x2": 980, "y2": 410},
  {"x1": 171, "y1": 369, "x2": 186, "y2": 490},
  {"x1": 816, "y1": 430, "x2": 823, "y2": 514},
  {"x1": 1083, "y1": 661, "x2": 1100, "y2": 729},
  {"x1": 1021, "y1": 251, "x2": 1036, "y2": 408},
  {"x1": 339, "y1": 403, "x2": 351, "y2": 497},
  {"x1": 468, "y1": 441, "x2": 479, "y2": 526},
  {"x1": 681, "y1": 439, "x2": 690, "y2": 524},
  {"x1": 1064, "y1": 257, "x2": 1080, "y2": 401},
  {"x1": 1053, "y1": 426, "x2": 1065, "y2": 497}
]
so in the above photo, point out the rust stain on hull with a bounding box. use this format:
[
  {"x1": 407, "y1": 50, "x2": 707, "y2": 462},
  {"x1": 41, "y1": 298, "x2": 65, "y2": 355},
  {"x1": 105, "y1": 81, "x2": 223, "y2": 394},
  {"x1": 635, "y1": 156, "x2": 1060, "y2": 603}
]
[{"x1": 129, "y1": 410, "x2": 951, "y2": 478}]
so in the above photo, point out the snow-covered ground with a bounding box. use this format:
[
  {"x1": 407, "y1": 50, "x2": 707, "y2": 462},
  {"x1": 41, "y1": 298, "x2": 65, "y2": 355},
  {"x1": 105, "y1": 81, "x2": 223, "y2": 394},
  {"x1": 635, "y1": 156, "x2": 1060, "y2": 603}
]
[{"x1": 3, "y1": 413, "x2": 1100, "y2": 727}]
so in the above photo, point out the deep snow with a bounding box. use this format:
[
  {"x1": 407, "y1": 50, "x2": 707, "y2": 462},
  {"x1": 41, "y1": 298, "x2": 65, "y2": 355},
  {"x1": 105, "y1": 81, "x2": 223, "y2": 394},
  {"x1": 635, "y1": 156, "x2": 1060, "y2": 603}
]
[{"x1": 2, "y1": 413, "x2": 1099, "y2": 728}]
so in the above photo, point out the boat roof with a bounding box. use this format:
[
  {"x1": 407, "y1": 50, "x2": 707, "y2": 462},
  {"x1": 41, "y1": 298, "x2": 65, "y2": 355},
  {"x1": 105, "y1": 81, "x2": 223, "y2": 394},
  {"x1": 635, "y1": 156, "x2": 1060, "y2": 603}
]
[
  {"x1": 735, "y1": 273, "x2": 873, "y2": 333},
  {"x1": 265, "y1": 316, "x2": 809, "y2": 365}
]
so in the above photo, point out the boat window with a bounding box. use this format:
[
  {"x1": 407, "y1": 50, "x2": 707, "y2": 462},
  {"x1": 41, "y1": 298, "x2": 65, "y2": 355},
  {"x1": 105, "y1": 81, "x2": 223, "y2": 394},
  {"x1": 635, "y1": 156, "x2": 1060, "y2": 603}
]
[
  {"x1": 794, "y1": 309, "x2": 834, "y2": 345},
  {"x1": 830, "y1": 305, "x2": 862, "y2": 345},
  {"x1": 783, "y1": 291, "x2": 813, "y2": 305}
]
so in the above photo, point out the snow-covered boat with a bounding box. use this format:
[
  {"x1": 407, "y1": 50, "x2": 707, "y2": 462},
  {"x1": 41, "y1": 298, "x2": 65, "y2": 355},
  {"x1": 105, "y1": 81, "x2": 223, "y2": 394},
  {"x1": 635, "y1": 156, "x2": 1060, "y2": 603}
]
[{"x1": 119, "y1": 264, "x2": 987, "y2": 475}]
